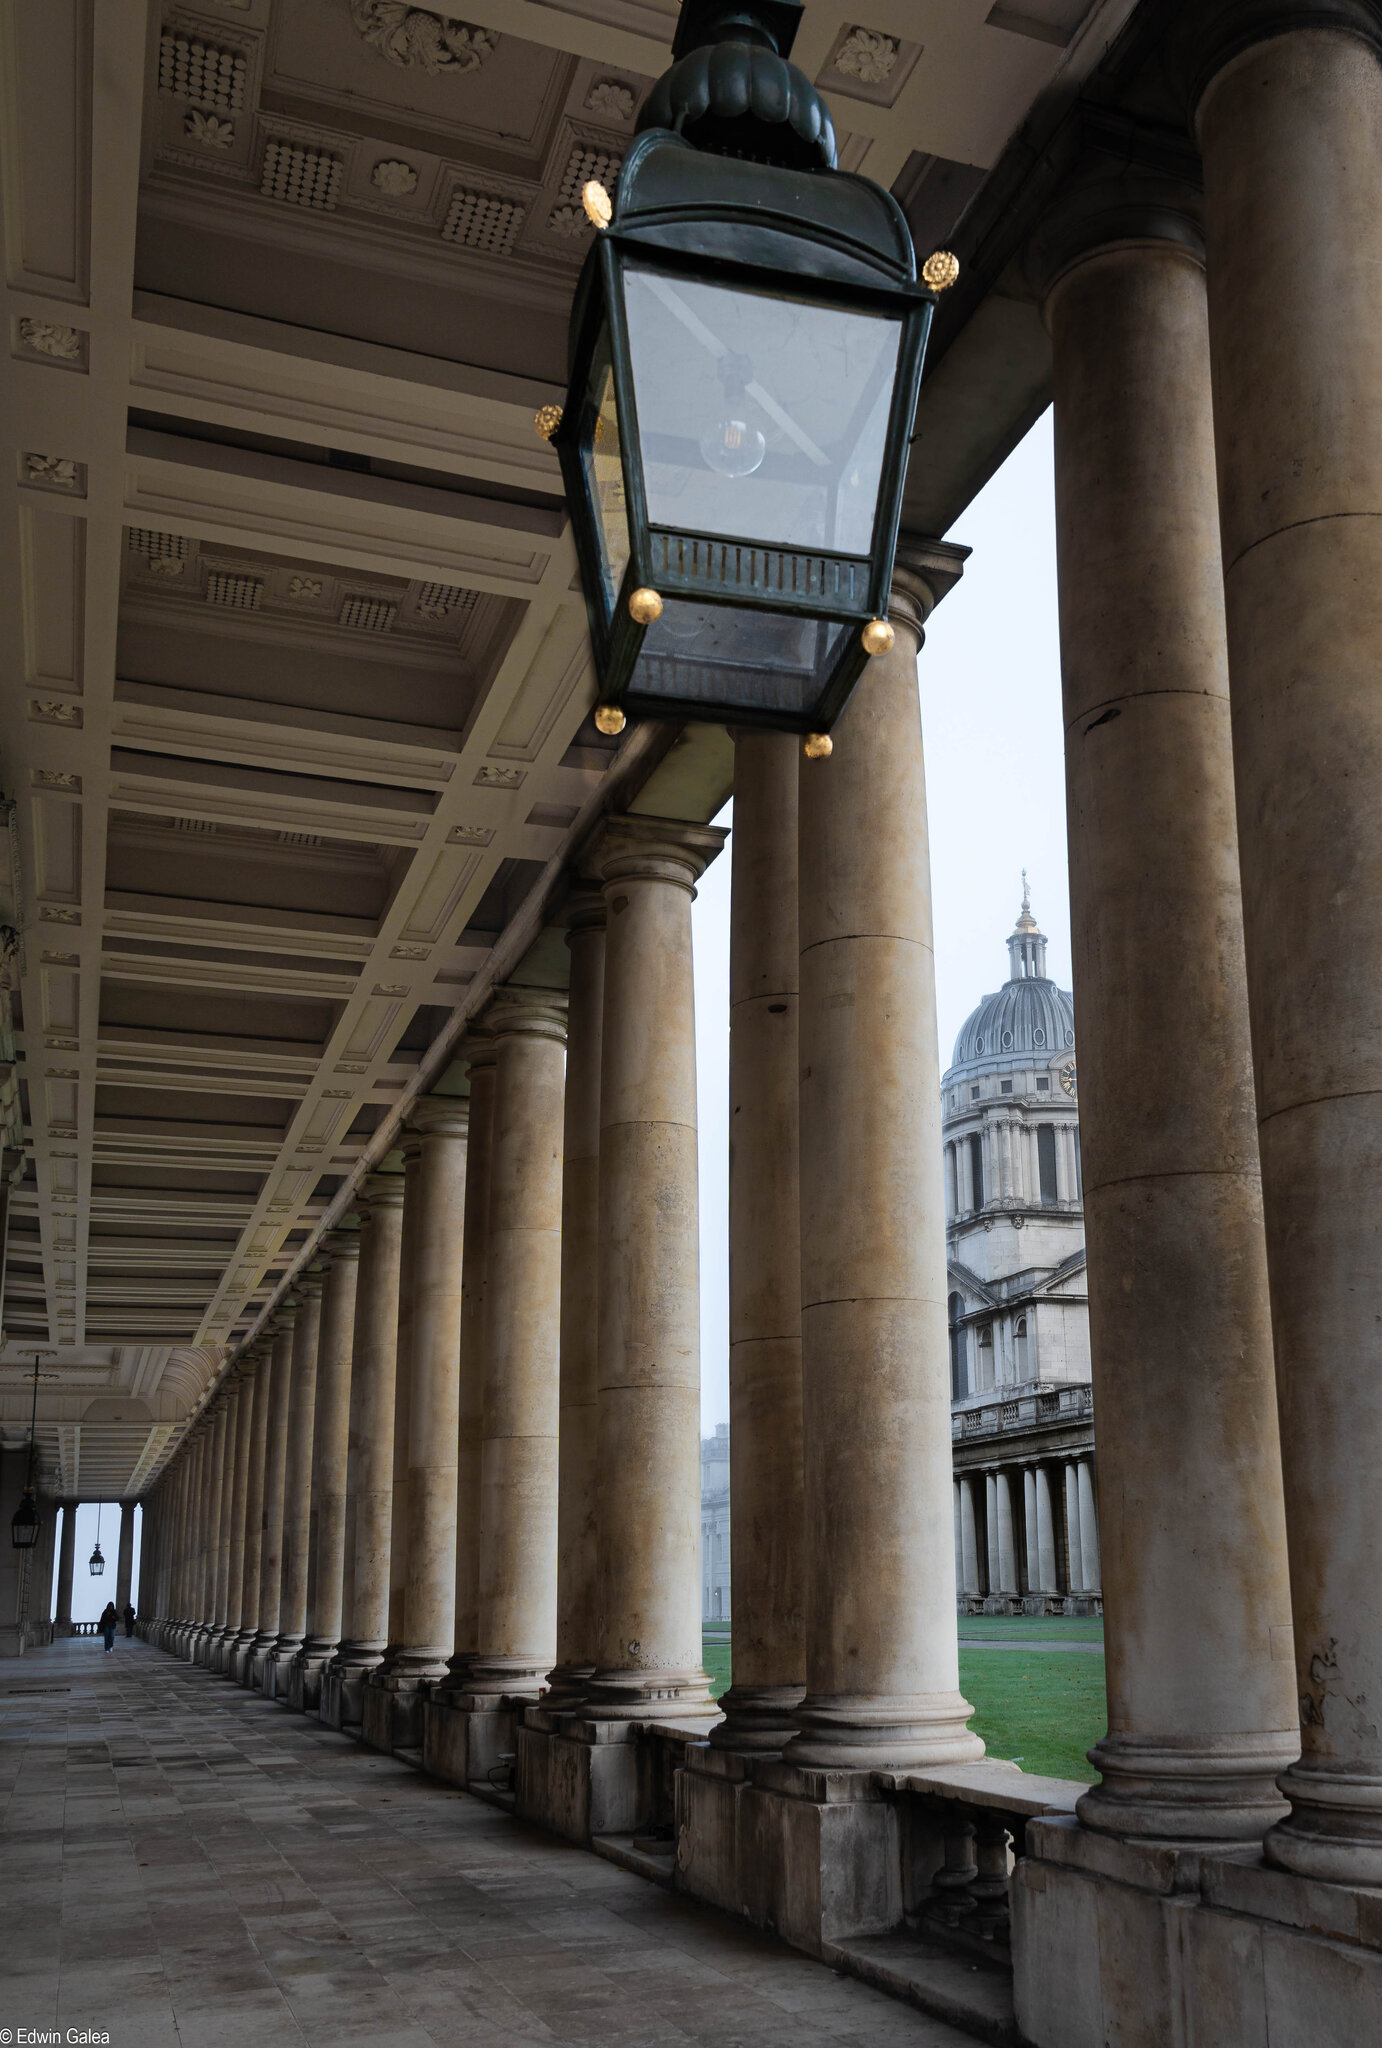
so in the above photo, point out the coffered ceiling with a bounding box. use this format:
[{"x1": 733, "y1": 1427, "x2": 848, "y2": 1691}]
[{"x1": 0, "y1": 0, "x2": 1122, "y2": 1498}]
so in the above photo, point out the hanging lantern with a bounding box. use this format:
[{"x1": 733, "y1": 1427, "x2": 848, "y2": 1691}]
[
  {"x1": 89, "y1": 1504, "x2": 105, "y2": 1576},
  {"x1": 548, "y1": 0, "x2": 956, "y2": 741}
]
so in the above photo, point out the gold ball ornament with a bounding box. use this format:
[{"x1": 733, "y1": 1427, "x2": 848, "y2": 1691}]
[
  {"x1": 803, "y1": 732, "x2": 833, "y2": 760},
  {"x1": 627, "y1": 586, "x2": 663, "y2": 625},
  {"x1": 533, "y1": 404, "x2": 563, "y2": 442},
  {"x1": 582, "y1": 180, "x2": 613, "y2": 230},
  {"x1": 862, "y1": 617, "x2": 895, "y2": 656},
  {"x1": 594, "y1": 703, "x2": 626, "y2": 736},
  {"x1": 922, "y1": 249, "x2": 961, "y2": 292}
]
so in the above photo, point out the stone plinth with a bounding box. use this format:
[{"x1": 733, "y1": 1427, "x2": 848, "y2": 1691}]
[
  {"x1": 1013, "y1": 1816, "x2": 1382, "y2": 2046},
  {"x1": 361, "y1": 1669, "x2": 428, "y2": 1753},
  {"x1": 517, "y1": 1711, "x2": 718, "y2": 1846},
  {"x1": 425, "y1": 1693, "x2": 520, "y2": 1793}
]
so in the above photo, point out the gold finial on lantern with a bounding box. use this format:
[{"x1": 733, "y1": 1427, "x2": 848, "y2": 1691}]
[
  {"x1": 594, "y1": 703, "x2": 626, "y2": 735},
  {"x1": 804, "y1": 733, "x2": 833, "y2": 759},
  {"x1": 862, "y1": 617, "x2": 895, "y2": 656},
  {"x1": 582, "y1": 180, "x2": 613, "y2": 230},
  {"x1": 533, "y1": 404, "x2": 563, "y2": 441},
  {"x1": 922, "y1": 249, "x2": 960, "y2": 292},
  {"x1": 627, "y1": 587, "x2": 663, "y2": 625}
]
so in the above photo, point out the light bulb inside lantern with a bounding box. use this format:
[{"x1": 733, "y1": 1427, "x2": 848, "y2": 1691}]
[{"x1": 700, "y1": 416, "x2": 767, "y2": 477}]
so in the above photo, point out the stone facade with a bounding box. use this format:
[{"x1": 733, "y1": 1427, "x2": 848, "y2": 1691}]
[{"x1": 701, "y1": 1424, "x2": 730, "y2": 1624}]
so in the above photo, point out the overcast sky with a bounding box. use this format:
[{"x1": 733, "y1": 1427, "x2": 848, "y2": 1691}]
[{"x1": 694, "y1": 409, "x2": 1070, "y2": 1432}]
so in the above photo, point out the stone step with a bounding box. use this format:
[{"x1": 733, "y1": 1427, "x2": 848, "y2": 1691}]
[
  {"x1": 591, "y1": 1830, "x2": 678, "y2": 1889},
  {"x1": 828, "y1": 1931, "x2": 1019, "y2": 2046}
]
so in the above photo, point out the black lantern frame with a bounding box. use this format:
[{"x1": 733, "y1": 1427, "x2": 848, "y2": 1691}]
[
  {"x1": 553, "y1": 127, "x2": 940, "y2": 737},
  {"x1": 89, "y1": 1503, "x2": 105, "y2": 1577}
]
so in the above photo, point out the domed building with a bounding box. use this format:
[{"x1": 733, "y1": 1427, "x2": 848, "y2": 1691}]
[{"x1": 943, "y1": 885, "x2": 1100, "y2": 1615}]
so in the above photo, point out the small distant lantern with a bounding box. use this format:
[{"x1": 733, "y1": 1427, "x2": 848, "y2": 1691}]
[
  {"x1": 549, "y1": 0, "x2": 956, "y2": 740},
  {"x1": 89, "y1": 1504, "x2": 105, "y2": 1576}
]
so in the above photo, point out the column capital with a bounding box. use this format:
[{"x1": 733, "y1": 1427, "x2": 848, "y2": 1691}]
[
  {"x1": 323, "y1": 1223, "x2": 362, "y2": 1263},
  {"x1": 1180, "y1": 1, "x2": 1382, "y2": 119},
  {"x1": 1018, "y1": 109, "x2": 1206, "y2": 310},
  {"x1": 360, "y1": 1168, "x2": 406, "y2": 1213},
  {"x1": 564, "y1": 883, "x2": 607, "y2": 941},
  {"x1": 486, "y1": 985, "x2": 568, "y2": 1045},
  {"x1": 291, "y1": 1264, "x2": 326, "y2": 1305},
  {"x1": 270, "y1": 1300, "x2": 299, "y2": 1334},
  {"x1": 889, "y1": 535, "x2": 969, "y2": 642},
  {"x1": 586, "y1": 813, "x2": 728, "y2": 895},
  {"x1": 408, "y1": 1093, "x2": 471, "y2": 1139}
]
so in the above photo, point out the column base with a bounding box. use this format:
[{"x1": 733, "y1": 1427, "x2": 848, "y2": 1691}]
[
  {"x1": 208, "y1": 1628, "x2": 236, "y2": 1673},
  {"x1": 286, "y1": 1640, "x2": 336, "y2": 1714},
  {"x1": 1265, "y1": 1762, "x2": 1382, "y2": 1885},
  {"x1": 228, "y1": 1630, "x2": 257, "y2": 1685},
  {"x1": 247, "y1": 1631, "x2": 278, "y2": 1690},
  {"x1": 542, "y1": 1661, "x2": 595, "y2": 1710},
  {"x1": 1013, "y1": 1814, "x2": 1382, "y2": 2046},
  {"x1": 783, "y1": 1690, "x2": 985, "y2": 1772},
  {"x1": 583, "y1": 1664, "x2": 719, "y2": 1723},
  {"x1": 1078, "y1": 1730, "x2": 1299, "y2": 1845},
  {"x1": 709, "y1": 1682, "x2": 805, "y2": 1755},
  {"x1": 52, "y1": 1620, "x2": 75, "y2": 1640}
]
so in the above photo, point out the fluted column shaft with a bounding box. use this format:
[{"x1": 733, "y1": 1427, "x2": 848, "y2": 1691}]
[
  {"x1": 302, "y1": 1230, "x2": 360, "y2": 1663},
  {"x1": 253, "y1": 1311, "x2": 297, "y2": 1662},
  {"x1": 1046, "y1": 216, "x2": 1297, "y2": 1838},
  {"x1": 336, "y1": 1170, "x2": 407, "y2": 1669},
  {"x1": 548, "y1": 900, "x2": 605, "y2": 1704},
  {"x1": 714, "y1": 731, "x2": 806, "y2": 1752},
  {"x1": 397, "y1": 1098, "x2": 469, "y2": 1681},
  {"x1": 786, "y1": 547, "x2": 981, "y2": 1771},
  {"x1": 1198, "y1": 13, "x2": 1382, "y2": 1885},
  {"x1": 470, "y1": 994, "x2": 566, "y2": 1694},
  {"x1": 586, "y1": 817, "x2": 724, "y2": 1722},
  {"x1": 274, "y1": 1274, "x2": 324, "y2": 1663}
]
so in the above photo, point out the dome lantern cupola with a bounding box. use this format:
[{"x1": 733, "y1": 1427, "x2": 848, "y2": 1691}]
[{"x1": 1007, "y1": 871, "x2": 1048, "y2": 982}]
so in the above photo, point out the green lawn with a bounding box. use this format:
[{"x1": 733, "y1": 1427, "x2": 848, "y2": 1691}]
[
  {"x1": 701, "y1": 1629, "x2": 1106, "y2": 1782},
  {"x1": 958, "y1": 1614, "x2": 1105, "y2": 1642}
]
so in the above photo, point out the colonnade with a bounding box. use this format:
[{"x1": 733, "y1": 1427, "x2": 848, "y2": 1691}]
[
  {"x1": 48, "y1": 1497, "x2": 137, "y2": 1635},
  {"x1": 944, "y1": 1116, "x2": 1080, "y2": 1216},
  {"x1": 953, "y1": 1458, "x2": 1101, "y2": 1609}
]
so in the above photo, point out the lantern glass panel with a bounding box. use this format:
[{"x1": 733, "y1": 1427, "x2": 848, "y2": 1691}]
[
  {"x1": 629, "y1": 598, "x2": 850, "y2": 718},
  {"x1": 579, "y1": 333, "x2": 631, "y2": 620},
  {"x1": 622, "y1": 265, "x2": 903, "y2": 555}
]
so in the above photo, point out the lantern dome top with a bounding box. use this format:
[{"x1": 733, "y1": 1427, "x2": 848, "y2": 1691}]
[{"x1": 638, "y1": 37, "x2": 836, "y2": 172}]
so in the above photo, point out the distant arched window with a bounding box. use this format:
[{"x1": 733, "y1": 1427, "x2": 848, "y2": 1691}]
[
  {"x1": 948, "y1": 1293, "x2": 967, "y2": 1400},
  {"x1": 977, "y1": 1321, "x2": 994, "y2": 1391},
  {"x1": 1015, "y1": 1314, "x2": 1030, "y2": 1381}
]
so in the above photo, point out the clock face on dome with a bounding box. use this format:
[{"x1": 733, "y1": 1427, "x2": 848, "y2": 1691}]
[{"x1": 1059, "y1": 1061, "x2": 1077, "y2": 1098}]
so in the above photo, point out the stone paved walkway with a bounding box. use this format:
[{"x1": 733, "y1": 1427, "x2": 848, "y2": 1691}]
[{"x1": 1, "y1": 1639, "x2": 978, "y2": 2048}]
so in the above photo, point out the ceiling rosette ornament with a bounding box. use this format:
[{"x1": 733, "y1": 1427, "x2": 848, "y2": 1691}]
[{"x1": 351, "y1": 1, "x2": 498, "y2": 75}]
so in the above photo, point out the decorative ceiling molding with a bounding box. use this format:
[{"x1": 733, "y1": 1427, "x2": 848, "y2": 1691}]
[{"x1": 351, "y1": 3, "x2": 499, "y2": 76}]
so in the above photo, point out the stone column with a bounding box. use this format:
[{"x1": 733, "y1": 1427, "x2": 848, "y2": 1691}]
[
  {"x1": 960, "y1": 1476, "x2": 980, "y2": 1601},
  {"x1": 469, "y1": 992, "x2": 566, "y2": 1701},
  {"x1": 1197, "y1": 12, "x2": 1382, "y2": 1885},
  {"x1": 375, "y1": 1100, "x2": 468, "y2": 1746},
  {"x1": 1063, "y1": 1463, "x2": 1084, "y2": 1596},
  {"x1": 54, "y1": 1500, "x2": 76, "y2": 1636},
  {"x1": 234, "y1": 1343, "x2": 271, "y2": 1680},
  {"x1": 585, "y1": 818, "x2": 724, "y2": 1724},
  {"x1": 294, "y1": 1228, "x2": 359, "y2": 1707},
  {"x1": 212, "y1": 1387, "x2": 240, "y2": 1654},
  {"x1": 547, "y1": 897, "x2": 606, "y2": 1706},
  {"x1": 1034, "y1": 1465, "x2": 1057, "y2": 1600},
  {"x1": 324, "y1": 1168, "x2": 405, "y2": 1728},
  {"x1": 714, "y1": 729, "x2": 806, "y2": 1753},
  {"x1": 382, "y1": 1135, "x2": 424, "y2": 1671},
  {"x1": 1042, "y1": 185, "x2": 1298, "y2": 1838},
  {"x1": 953, "y1": 1484, "x2": 963, "y2": 1598},
  {"x1": 193, "y1": 1406, "x2": 226, "y2": 1658},
  {"x1": 1077, "y1": 1460, "x2": 1101, "y2": 1594},
  {"x1": 787, "y1": 543, "x2": 980, "y2": 1771},
  {"x1": 985, "y1": 1474, "x2": 1001, "y2": 1598},
  {"x1": 442, "y1": 1044, "x2": 496, "y2": 1692},
  {"x1": 222, "y1": 1360, "x2": 256, "y2": 1669},
  {"x1": 996, "y1": 1472, "x2": 1017, "y2": 1597},
  {"x1": 268, "y1": 1272, "x2": 324, "y2": 1696},
  {"x1": 1023, "y1": 1470, "x2": 1039, "y2": 1598},
  {"x1": 115, "y1": 1499, "x2": 136, "y2": 1616},
  {"x1": 251, "y1": 1308, "x2": 296, "y2": 1686}
]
